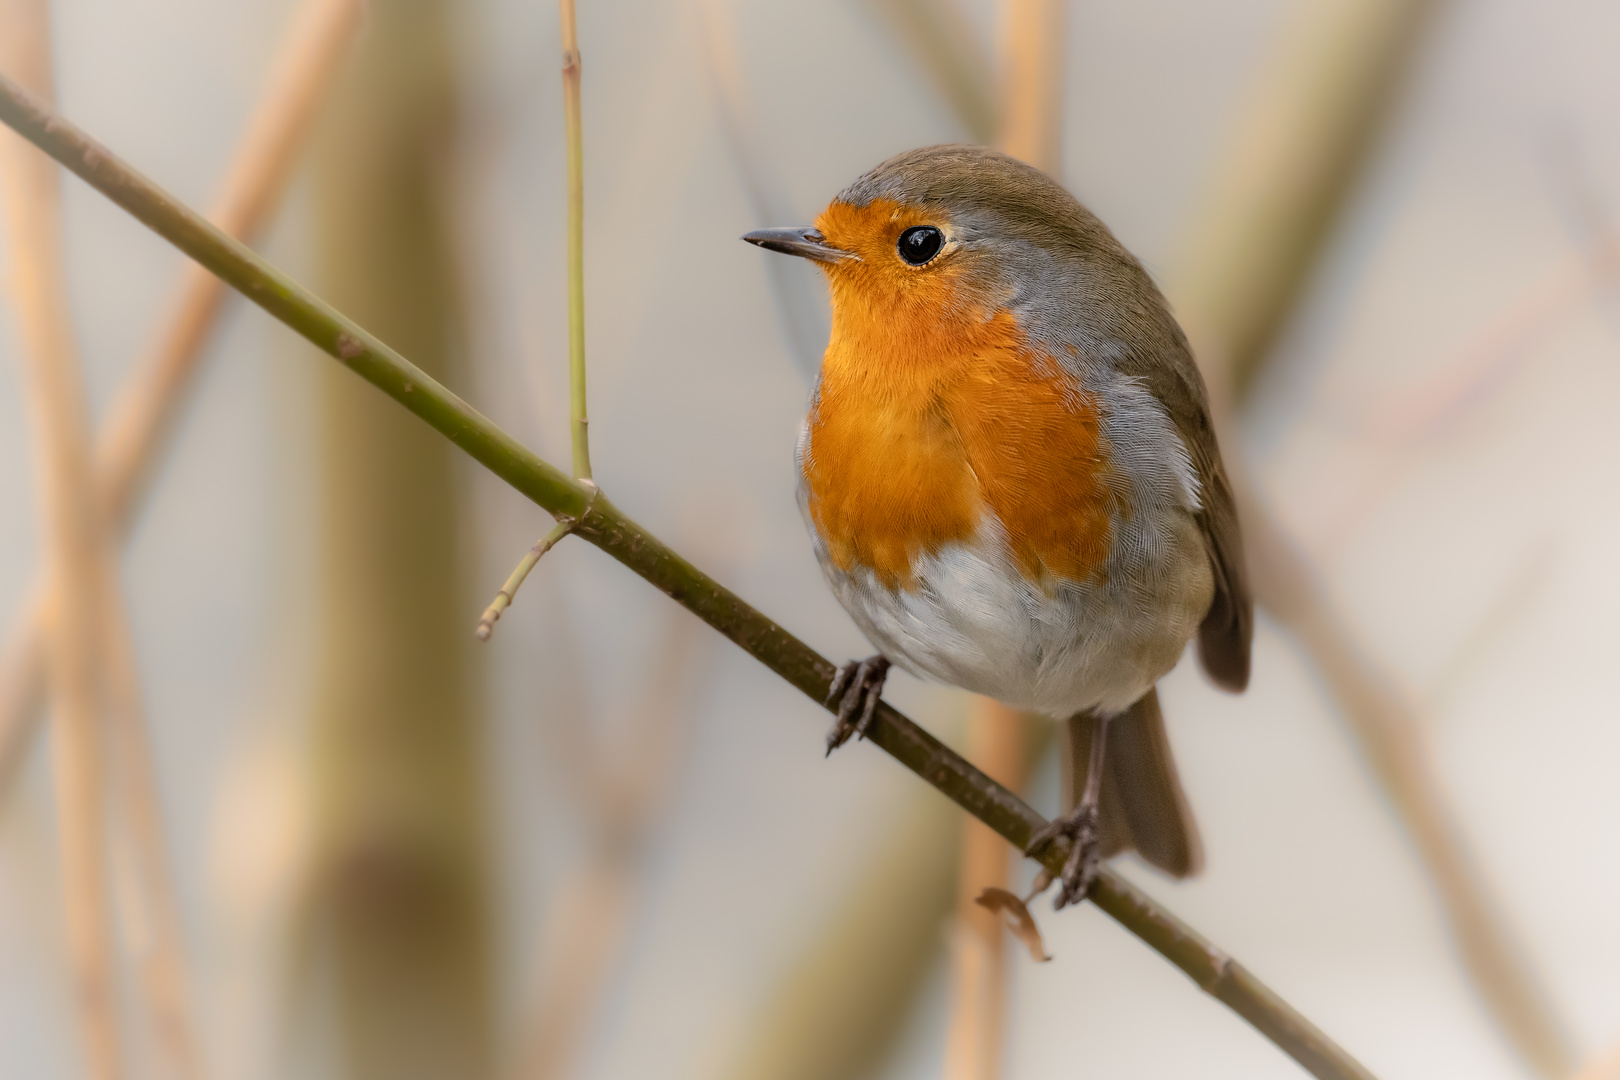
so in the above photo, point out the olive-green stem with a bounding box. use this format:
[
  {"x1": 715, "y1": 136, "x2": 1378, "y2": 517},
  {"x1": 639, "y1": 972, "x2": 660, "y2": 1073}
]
[
  {"x1": 474, "y1": 516, "x2": 577, "y2": 641},
  {"x1": 559, "y1": 0, "x2": 591, "y2": 484},
  {"x1": 0, "y1": 71, "x2": 1378, "y2": 1080}
]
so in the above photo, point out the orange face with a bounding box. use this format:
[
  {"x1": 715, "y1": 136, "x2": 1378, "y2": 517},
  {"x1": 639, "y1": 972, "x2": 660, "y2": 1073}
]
[{"x1": 802, "y1": 199, "x2": 1120, "y2": 592}]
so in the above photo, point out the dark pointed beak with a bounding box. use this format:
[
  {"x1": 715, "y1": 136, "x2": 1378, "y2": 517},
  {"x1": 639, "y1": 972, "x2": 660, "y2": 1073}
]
[{"x1": 741, "y1": 227, "x2": 853, "y2": 264}]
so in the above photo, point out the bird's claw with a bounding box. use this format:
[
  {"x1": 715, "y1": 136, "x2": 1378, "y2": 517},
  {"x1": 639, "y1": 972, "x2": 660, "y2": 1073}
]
[
  {"x1": 824, "y1": 655, "x2": 891, "y2": 754},
  {"x1": 1024, "y1": 803, "x2": 1101, "y2": 910}
]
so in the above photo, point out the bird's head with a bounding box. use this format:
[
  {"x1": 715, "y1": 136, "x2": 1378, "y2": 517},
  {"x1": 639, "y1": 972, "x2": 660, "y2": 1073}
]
[{"x1": 743, "y1": 144, "x2": 1142, "y2": 372}]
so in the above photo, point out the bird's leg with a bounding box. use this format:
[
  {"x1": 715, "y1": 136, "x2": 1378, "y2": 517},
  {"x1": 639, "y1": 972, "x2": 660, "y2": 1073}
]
[
  {"x1": 1025, "y1": 714, "x2": 1109, "y2": 909},
  {"x1": 824, "y1": 655, "x2": 891, "y2": 754}
]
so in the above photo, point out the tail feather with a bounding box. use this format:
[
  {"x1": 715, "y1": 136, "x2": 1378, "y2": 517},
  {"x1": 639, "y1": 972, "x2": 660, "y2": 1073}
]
[{"x1": 1062, "y1": 687, "x2": 1203, "y2": 878}]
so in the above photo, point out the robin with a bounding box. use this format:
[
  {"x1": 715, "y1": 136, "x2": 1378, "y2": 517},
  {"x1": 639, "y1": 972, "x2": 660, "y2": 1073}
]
[{"x1": 744, "y1": 145, "x2": 1252, "y2": 908}]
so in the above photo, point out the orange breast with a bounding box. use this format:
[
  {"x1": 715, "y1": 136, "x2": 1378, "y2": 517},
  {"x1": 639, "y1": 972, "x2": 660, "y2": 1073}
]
[{"x1": 803, "y1": 302, "x2": 1118, "y2": 592}]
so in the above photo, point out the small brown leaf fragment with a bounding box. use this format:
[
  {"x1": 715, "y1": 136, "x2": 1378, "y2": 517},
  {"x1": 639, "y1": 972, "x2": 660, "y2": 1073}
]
[{"x1": 975, "y1": 886, "x2": 1051, "y2": 962}]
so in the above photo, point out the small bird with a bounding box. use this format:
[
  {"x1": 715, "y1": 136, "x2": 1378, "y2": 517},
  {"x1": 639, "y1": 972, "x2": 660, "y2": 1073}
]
[{"x1": 744, "y1": 145, "x2": 1251, "y2": 908}]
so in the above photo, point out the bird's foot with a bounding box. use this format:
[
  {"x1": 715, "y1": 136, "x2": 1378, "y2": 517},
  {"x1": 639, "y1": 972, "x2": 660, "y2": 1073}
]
[
  {"x1": 824, "y1": 655, "x2": 891, "y2": 754},
  {"x1": 1024, "y1": 802, "x2": 1101, "y2": 910}
]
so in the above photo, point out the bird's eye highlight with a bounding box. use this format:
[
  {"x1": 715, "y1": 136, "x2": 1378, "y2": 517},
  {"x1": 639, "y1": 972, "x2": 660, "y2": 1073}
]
[{"x1": 897, "y1": 226, "x2": 943, "y2": 266}]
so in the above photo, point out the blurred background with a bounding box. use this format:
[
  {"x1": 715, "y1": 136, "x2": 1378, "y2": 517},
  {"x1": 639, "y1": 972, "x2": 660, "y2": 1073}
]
[{"x1": 1, "y1": 0, "x2": 1619, "y2": 1078}]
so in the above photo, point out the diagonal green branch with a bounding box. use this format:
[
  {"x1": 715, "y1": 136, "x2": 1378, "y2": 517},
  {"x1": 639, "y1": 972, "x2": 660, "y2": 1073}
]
[{"x1": 0, "y1": 71, "x2": 1377, "y2": 1080}]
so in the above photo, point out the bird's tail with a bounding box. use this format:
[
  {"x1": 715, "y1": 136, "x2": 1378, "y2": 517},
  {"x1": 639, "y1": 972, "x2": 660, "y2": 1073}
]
[{"x1": 1062, "y1": 686, "x2": 1204, "y2": 878}]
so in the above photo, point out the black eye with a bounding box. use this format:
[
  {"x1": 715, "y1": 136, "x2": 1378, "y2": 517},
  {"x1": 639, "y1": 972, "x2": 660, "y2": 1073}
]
[{"x1": 897, "y1": 226, "x2": 943, "y2": 266}]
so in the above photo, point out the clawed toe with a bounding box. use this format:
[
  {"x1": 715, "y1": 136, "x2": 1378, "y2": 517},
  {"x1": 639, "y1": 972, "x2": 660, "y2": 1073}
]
[
  {"x1": 824, "y1": 655, "x2": 891, "y2": 754},
  {"x1": 1025, "y1": 804, "x2": 1101, "y2": 910}
]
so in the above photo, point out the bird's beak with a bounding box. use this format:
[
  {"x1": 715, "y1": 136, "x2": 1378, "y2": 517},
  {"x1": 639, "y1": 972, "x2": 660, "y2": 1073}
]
[{"x1": 741, "y1": 227, "x2": 854, "y2": 264}]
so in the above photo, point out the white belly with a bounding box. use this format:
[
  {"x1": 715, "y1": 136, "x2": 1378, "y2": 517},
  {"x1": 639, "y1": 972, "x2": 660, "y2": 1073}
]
[{"x1": 802, "y1": 501, "x2": 1213, "y2": 719}]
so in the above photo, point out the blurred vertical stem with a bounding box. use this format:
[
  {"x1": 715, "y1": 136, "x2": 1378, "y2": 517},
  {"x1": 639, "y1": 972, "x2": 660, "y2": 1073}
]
[
  {"x1": 994, "y1": 0, "x2": 1066, "y2": 174},
  {"x1": 301, "y1": 1, "x2": 493, "y2": 1077},
  {"x1": 0, "y1": 0, "x2": 367, "y2": 796},
  {"x1": 943, "y1": 702, "x2": 1029, "y2": 1080},
  {"x1": 559, "y1": 0, "x2": 593, "y2": 485},
  {"x1": 1167, "y1": 2, "x2": 1576, "y2": 1077},
  {"x1": 940, "y1": 6, "x2": 1069, "y2": 1078},
  {"x1": 0, "y1": 1, "x2": 121, "y2": 1077}
]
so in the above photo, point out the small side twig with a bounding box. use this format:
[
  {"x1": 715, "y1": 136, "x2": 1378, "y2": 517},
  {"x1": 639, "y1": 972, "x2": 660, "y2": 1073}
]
[
  {"x1": 474, "y1": 516, "x2": 578, "y2": 641},
  {"x1": 559, "y1": 0, "x2": 593, "y2": 485}
]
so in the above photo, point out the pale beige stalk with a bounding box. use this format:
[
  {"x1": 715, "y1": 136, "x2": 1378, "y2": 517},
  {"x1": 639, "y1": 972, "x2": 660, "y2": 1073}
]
[
  {"x1": 944, "y1": 700, "x2": 1029, "y2": 1080},
  {"x1": 994, "y1": 0, "x2": 1066, "y2": 176},
  {"x1": 0, "y1": 0, "x2": 367, "y2": 793},
  {"x1": 942, "y1": 5, "x2": 1068, "y2": 1077},
  {"x1": 0, "y1": 1, "x2": 121, "y2": 1076}
]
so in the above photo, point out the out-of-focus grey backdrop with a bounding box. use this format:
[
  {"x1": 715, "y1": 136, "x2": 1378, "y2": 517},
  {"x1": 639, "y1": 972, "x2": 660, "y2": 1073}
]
[{"x1": 2, "y1": 1, "x2": 1619, "y2": 1079}]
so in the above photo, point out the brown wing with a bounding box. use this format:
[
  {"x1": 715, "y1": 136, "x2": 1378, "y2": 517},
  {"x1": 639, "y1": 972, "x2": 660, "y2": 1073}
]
[{"x1": 1118, "y1": 326, "x2": 1252, "y2": 692}]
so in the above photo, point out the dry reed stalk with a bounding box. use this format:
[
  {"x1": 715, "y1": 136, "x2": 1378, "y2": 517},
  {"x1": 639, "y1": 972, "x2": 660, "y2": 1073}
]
[
  {"x1": 993, "y1": 0, "x2": 1065, "y2": 175},
  {"x1": 1168, "y1": 2, "x2": 1576, "y2": 1075},
  {"x1": 941, "y1": 5, "x2": 1067, "y2": 1077},
  {"x1": 0, "y1": 1, "x2": 121, "y2": 1076},
  {"x1": 0, "y1": 0, "x2": 367, "y2": 794},
  {"x1": 943, "y1": 700, "x2": 1028, "y2": 1080}
]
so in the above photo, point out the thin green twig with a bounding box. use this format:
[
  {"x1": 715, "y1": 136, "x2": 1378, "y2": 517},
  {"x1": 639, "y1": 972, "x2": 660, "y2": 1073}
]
[
  {"x1": 475, "y1": 516, "x2": 578, "y2": 641},
  {"x1": 0, "y1": 71, "x2": 1379, "y2": 1080},
  {"x1": 559, "y1": 0, "x2": 591, "y2": 485}
]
